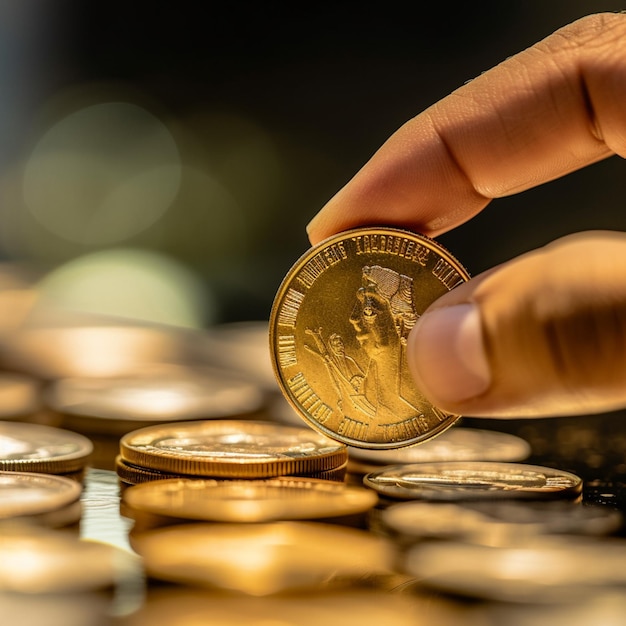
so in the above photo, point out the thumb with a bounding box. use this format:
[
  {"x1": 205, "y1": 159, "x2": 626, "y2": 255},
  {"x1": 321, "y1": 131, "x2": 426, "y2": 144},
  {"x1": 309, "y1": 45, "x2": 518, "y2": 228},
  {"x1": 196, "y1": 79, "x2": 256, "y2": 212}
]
[{"x1": 407, "y1": 230, "x2": 626, "y2": 418}]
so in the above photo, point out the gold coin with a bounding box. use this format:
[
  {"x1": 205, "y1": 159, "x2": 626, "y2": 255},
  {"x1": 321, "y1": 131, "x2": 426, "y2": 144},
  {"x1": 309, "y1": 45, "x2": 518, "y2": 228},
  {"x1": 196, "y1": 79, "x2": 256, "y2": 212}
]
[
  {"x1": 119, "y1": 420, "x2": 348, "y2": 478},
  {"x1": 269, "y1": 227, "x2": 469, "y2": 449},
  {"x1": 114, "y1": 455, "x2": 348, "y2": 485},
  {"x1": 122, "y1": 476, "x2": 378, "y2": 523},
  {"x1": 129, "y1": 521, "x2": 397, "y2": 595},
  {"x1": 0, "y1": 470, "x2": 82, "y2": 519},
  {"x1": 0, "y1": 421, "x2": 93, "y2": 474}
]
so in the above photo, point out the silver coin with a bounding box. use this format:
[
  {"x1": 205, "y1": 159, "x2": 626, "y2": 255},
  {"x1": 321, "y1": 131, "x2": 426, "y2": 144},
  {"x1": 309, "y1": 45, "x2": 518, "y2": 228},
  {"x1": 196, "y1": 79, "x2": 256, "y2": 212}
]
[
  {"x1": 0, "y1": 420, "x2": 93, "y2": 474},
  {"x1": 380, "y1": 500, "x2": 622, "y2": 545},
  {"x1": 363, "y1": 461, "x2": 582, "y2": 501},
  {"x1": 349, "y1": 427, "x2": 531, "y2": 465},
  {"x1": 0, "y1": 470, "x2": 82, "y2": 518},
  {"x1": 405, "y1": 536, "x2": 626, "y2": 603}
]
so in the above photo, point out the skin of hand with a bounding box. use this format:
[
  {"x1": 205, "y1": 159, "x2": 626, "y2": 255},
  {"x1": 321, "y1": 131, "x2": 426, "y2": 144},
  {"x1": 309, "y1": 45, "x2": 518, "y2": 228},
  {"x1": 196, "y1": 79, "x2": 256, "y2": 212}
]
[{"x1": 306, "y1": 12, "x2": 626, "y2": 418}]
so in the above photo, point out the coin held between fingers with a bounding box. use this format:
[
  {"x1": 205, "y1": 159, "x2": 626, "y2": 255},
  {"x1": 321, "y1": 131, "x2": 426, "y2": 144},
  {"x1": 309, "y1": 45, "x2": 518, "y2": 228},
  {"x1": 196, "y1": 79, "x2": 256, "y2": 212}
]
[
  {"x1": 270, "y1": 226, "x2": 470, "y2": 449},
  {"x1": 407, "y1": 303, "x2": 491, "y2": 407}
]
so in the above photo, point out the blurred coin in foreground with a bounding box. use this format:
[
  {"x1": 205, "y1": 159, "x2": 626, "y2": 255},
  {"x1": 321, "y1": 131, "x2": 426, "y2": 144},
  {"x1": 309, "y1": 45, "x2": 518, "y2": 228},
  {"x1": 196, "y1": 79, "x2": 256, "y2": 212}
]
[
  {"x1": 122, "y1": 476, "x2": 378, "y2": 523},
  {"x1": 118, "y1": 586, "x2": 452, "y2": 626},
  {"x1": 130, "y1": 521, "x2": 397, "y2": 595},
  {"x1": 348, "y1": 427, "x2": 531, "y2": 469},
  {"x1": 363, "y1": 461, "x2": 582, "y2": 501},
  {"x1": 270, "y1": 227, "x2": 469, "y2": 449},
  {"x1": 405, "y1": 536, "x2": 626, "y2": 603},
  {"x1": 380, "y1": 500, "x2": 622, "y2": 546},
  {"x1": 0, "y1": 323, "x2": 189, "y2": 379},
  {"x1": 0, "y1": 470, "x2": 82, "y2": 521},
  {"x1": 45, "y1": 365, "x2": 265, "y2": 435},
  {"x1": 119, "y1": 420, "x2": 348, "y2": 478},
  {"x1": 0, "y1": 420, "x2": 93, "y2": 474},
  {"x1": 0, "y1": 525, "x2": 135, "y2": 594}
]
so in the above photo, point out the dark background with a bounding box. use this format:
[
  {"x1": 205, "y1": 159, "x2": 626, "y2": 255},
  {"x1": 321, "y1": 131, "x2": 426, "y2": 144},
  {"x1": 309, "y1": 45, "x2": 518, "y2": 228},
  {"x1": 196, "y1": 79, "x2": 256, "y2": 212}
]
[{"x1": 2, "y1": 1, "x2": 625, "y2": 323}]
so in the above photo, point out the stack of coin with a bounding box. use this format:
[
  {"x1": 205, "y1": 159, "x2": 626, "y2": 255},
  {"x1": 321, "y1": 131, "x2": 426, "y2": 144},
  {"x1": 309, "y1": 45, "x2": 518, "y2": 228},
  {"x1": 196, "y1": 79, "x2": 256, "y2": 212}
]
[{"x1": 116, "y1": 419, "x2": 349, "y2": 485}]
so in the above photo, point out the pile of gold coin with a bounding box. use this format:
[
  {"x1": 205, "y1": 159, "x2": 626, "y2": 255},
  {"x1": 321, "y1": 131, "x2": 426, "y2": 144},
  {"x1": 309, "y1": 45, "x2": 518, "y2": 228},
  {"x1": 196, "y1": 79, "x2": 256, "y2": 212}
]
[
  {"x1": 2, "y1": 229, "x2": 626, "y2": 625},
  {"x1": 116, "y1": 419, "x2": 350, "y2": 484}
]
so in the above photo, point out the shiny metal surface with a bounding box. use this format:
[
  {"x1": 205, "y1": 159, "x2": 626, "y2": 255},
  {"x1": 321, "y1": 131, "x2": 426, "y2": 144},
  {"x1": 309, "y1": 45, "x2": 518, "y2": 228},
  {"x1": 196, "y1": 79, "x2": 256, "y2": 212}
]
[{"x1": 270, "y1": 227, "x2": 469, "y2": 449}]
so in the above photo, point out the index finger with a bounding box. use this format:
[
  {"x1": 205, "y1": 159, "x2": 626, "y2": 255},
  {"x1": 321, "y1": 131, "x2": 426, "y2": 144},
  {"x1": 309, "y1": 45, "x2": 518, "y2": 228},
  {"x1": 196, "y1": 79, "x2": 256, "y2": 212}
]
[{"x1": 307, "y1": 12, "x2": 626, "y2": 244}]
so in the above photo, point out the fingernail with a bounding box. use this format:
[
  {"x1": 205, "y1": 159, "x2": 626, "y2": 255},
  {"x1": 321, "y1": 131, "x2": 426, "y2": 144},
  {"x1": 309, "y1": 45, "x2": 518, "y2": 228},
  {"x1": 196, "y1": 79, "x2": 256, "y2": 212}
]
[{"x1": 407, "y1": 303, "x2": 490, "y2": 404}]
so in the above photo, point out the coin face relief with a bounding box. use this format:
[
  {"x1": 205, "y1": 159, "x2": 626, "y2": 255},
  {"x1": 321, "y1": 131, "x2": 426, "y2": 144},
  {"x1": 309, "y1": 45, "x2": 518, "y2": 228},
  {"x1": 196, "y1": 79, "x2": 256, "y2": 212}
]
[{"x1": 269, "y1": 227, "x2": 470, "y2": 449}]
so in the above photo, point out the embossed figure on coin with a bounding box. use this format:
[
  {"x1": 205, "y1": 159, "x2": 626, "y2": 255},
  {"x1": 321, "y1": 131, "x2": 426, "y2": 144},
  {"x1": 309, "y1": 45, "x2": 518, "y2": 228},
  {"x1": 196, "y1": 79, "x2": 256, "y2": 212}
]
[
  {"x1": 350, "y1": 265, "x2": 428, "y2": 421},
  {"x1": 306, "y1": 264, "x2": 429, "y2": 424},
  {"x1": 304, "y1": 328, "x2": 366, "y2": 412}
]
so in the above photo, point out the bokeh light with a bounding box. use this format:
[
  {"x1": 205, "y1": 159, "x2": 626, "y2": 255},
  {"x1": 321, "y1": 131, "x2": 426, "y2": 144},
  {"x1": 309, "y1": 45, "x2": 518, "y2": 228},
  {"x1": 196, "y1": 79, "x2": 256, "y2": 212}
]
[
  {"x1": 22, "y1": 101, "x2": 181, "y2": 246},
  {"x1": 35, "y1": 248, "x2": 214, "y2": 328}
]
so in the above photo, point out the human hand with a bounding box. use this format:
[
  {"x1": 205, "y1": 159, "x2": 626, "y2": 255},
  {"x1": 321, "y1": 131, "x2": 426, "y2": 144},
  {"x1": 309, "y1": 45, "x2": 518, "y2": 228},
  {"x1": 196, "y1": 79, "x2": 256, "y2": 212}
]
[{"x1": 306, "y1": 13, "x2": 626, "y2": 418}]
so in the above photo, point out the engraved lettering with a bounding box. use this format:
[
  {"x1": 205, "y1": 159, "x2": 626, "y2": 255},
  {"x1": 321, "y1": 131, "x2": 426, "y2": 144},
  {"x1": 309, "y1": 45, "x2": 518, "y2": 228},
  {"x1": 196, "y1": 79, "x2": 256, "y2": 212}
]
[
  {"x1": 431, "y1": 406, "x2": 450, "y2": 423},
  {"x1": 352, "y1": 234, "x2": 430, "y2": 266},
  {"x1": 287, "y1": 372, "x2": 333, "y2": 423},
  {"x1": 277, "y1": 334, "x2": 297, "y2": 368},
  {"x1": 378, "y1": 415, "x2": 430, "y2": 441},
  {"x1": 278, "y1": 288, "x2": 304, "y2": 327},
  {"x1": 297, "y1": 245, "x2": 346, "y2": 289},
  {"x1": 432, "y1": 258, "x2": 463, "y2": 289},
  {"x1": 337, "y1": 416, "x2": 368, "y2": 439}
]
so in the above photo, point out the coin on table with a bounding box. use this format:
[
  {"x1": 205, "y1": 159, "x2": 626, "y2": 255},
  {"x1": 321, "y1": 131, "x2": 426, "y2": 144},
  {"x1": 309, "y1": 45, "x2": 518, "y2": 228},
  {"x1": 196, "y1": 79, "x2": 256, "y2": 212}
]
[
  {"x1": 122, "y1": 476, "x2": 378, "y2": 523},
  {"x1": 404, "y1": 536, "x2": 626, "y2": 603},
  {"x1": 45, "y1": 365, "x2": 265, "y2": 434},
  {"x1": 0, "y1": 525, "x2": 135, "y2": 594},
  {"x1": 0, "y1": 420, "x2": 93, "y2": 474},
  {"x1": 269, "y1": 227, "x2": 469, "y2": 450},
  {"x1": 129, "y1": 521, "x2": 397, "y2": 595},
  {"x1": 348, "y1": 427, "x2": 531, "y2": 470},
  {"x1": 114, "y1": 455, "x2": 348, "y2": 485},
  {"x1": 363, "y1": 461, "x2": 583, "y2": 501},
  {"x1": 119, "y1": 419, "x2": 348, "y2": 478},
  {"x1": 0, "y1": 470, "x2": 82, "y2": 519},
  {"x1": 380, "y1": 500, "x2": 622, "y2": 546}
]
